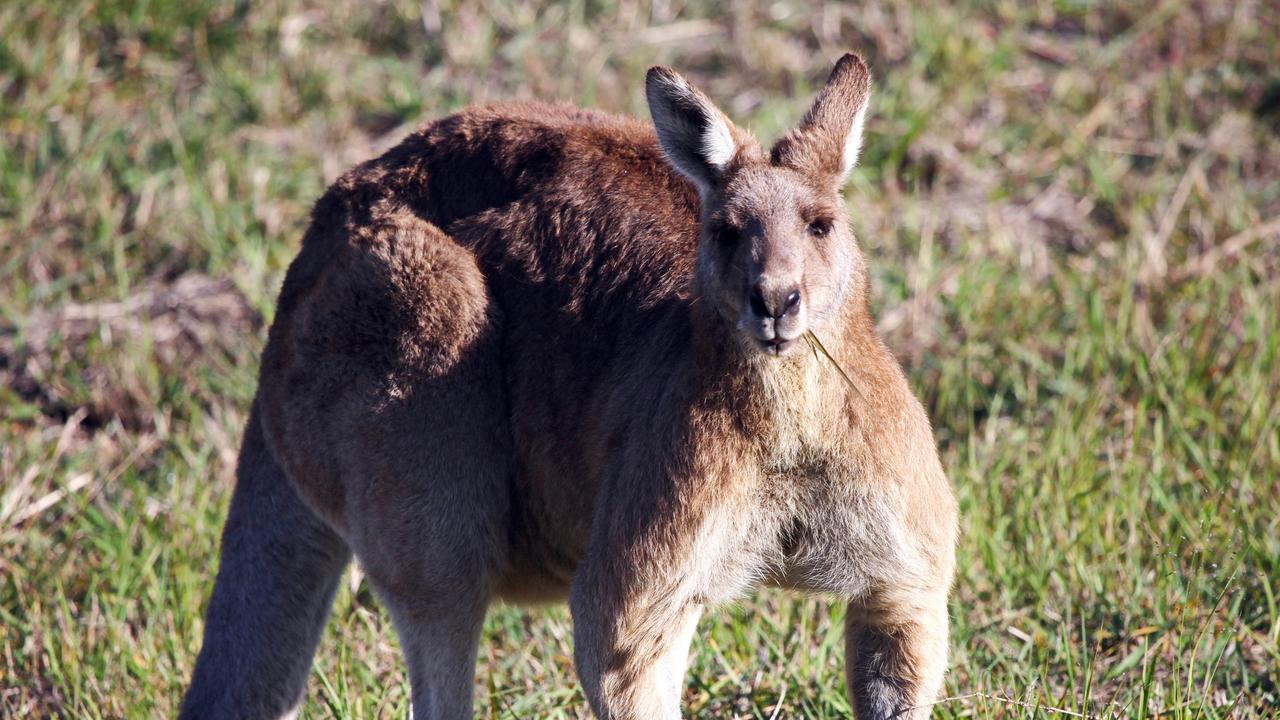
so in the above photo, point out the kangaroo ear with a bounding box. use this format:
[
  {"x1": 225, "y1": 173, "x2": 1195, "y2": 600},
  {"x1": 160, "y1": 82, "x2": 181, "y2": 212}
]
[
  {"x1": 646, "y1": 67, "x2": 741, "y2": 196},
  {"x1": 770, "y1": 53, "x2": 872, "y2": 187}
]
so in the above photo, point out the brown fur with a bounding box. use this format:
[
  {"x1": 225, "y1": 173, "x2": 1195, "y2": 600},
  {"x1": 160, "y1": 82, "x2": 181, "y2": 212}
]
[{"x1": 181, "y1": 54, "x2": 957, "y2": 720}]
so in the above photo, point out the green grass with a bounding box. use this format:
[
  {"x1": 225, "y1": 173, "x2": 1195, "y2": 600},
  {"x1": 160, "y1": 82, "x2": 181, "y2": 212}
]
[{"x1": 2, "y1": 0, "x2": 1278, "y2": 717}]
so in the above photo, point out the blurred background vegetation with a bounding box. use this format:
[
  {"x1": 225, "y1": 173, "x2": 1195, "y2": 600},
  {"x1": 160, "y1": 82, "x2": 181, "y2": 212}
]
[{"x1": 1, "y1": 0, "x2": 1278, "y2": 717}]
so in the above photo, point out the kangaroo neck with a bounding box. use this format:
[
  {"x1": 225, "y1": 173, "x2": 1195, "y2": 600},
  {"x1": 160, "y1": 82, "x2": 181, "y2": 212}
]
[{"x1": 686, "y1": 297, "x2": 855, "y2": 430}]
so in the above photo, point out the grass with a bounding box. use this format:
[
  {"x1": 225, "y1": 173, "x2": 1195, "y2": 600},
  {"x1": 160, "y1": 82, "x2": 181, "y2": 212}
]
[{"x1": 2, "y1": 0, "x2": 1278, "y2": 717}]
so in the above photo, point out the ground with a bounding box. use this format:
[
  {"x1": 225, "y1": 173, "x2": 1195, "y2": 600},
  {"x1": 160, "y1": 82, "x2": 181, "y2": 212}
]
[{"x1": 1, "y1": 1, "x2": 1278, "y2": 718}]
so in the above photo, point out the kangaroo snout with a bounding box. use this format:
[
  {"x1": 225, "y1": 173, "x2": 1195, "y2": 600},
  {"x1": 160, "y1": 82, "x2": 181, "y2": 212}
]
[
  {"x1": 748, "y1": 284, "x2": 801, "y2": 319},
  {"x1": 744, "y1": 278, "x2": 806, "y2": 355}
]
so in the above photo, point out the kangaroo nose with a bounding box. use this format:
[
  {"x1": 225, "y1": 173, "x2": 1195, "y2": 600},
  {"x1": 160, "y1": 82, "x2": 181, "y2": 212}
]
[
  {"x1": 783, "y1": 289, "x2": 802, "y2": 315},
  {"x1": 749, "y1": 285, "x2": 802, "y2": 319}
]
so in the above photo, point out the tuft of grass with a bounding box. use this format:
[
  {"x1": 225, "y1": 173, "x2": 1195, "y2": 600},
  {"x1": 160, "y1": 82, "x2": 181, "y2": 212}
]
[{"x1": 2, "y1": 1, "x2": 1278, "y2": 717}]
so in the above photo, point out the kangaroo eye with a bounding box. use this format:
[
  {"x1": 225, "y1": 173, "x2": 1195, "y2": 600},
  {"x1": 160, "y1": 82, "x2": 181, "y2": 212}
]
[
  {"x1": 713, "y1": 224, "x2": 741, "y2": 247},
  {"x1": 807, "y1": 219, "x2": 833, "y2": 238}
]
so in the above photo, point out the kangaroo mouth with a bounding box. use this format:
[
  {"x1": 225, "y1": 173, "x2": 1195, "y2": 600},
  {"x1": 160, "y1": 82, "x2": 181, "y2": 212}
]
[{"x1": 756, "y1": 337, "x2": 799, "y2": 356}]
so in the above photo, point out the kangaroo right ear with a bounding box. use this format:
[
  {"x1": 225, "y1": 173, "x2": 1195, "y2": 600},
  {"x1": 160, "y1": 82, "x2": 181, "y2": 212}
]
[
  {"x1": 646, "y1": 67, "x2": 740, "y2": 196},
  {"x1": 770, "y1": 53, "x2": 872, "y2": 188}
]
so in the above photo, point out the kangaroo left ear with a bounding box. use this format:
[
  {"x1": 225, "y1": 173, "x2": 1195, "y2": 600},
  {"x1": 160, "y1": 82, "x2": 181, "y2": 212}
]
[
  {"x1": 646, "y1": 66, "x2": 742, "y2": 197},
  {"x1": 770, "y1": 53, "x2": 872, "y2": 187}
]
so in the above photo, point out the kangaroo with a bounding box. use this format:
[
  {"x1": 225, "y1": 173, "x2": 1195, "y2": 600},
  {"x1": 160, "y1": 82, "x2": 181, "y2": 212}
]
[{"x1": 179, "y1": 53, "x2": 957, "y2": 720}]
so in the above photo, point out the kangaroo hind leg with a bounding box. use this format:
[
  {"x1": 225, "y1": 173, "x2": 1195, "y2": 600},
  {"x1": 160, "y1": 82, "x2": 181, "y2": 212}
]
[{"x1": 320, "y1": 216, "x2": 512, "y2": 720}]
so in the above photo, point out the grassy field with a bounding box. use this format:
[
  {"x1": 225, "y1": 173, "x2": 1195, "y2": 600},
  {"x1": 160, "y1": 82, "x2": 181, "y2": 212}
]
[{"x1": 2, "y1": 0, "x2": 1279, "y2": 717}]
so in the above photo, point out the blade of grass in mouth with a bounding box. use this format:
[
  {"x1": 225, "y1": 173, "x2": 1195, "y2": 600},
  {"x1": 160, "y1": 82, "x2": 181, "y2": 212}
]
[{"x1": 804, "y1": 330, "x2": 864, "y2": 402}]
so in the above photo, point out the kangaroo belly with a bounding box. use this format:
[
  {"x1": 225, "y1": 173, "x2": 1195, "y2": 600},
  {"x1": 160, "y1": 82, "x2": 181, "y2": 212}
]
[{"x1": 764, "y1": 457, "x2": 925, "y2": 598}]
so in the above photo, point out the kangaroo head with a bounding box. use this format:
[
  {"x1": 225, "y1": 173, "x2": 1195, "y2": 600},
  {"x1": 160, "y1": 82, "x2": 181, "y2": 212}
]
[{"x1": 646, "y1": 54, "x2": 872, "y2": 357}]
